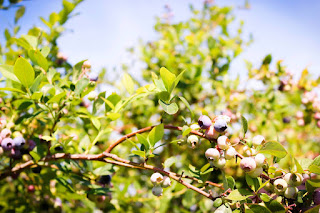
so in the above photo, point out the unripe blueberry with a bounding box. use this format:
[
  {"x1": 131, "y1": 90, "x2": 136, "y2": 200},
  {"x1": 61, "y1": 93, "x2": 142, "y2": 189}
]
[
  {"x1": 274, "y1": 179, "x2": 288, "y2": 194},
  {"x1": 314, "y1": 190, "x2": 320, "y2": 205},
  {"x1": 190, "y1": 123, "x2": 200, "y2": 130},
  {"x1": 187, "y1": 135, "x2": 199, "y2": 149},
  {"x1": 1, "y1": 128, "x2": 11, "y2": 138},
  {"x1": 210, "y1": 158, "x2": 226, "y2": 168},
  {"x1": 225, "y1": 147, "x2": 236, "y2": 160},
  {"x1": 240, "y1": 157, "x2": 257, "y2": 173},
  {"x1": 296, "y1": 111, "x2": 303, "y2": 119},
  {"x1": 205, "y1": 148, "x2": 220, "y2": 161},
  {"x1": 264, "y1": 182, "x2": 274, "y2": 192},
  {"x1": 248, "y1": 166, "x2": 263, "y2": 178},
  {"x1": 217, "y1": 136, "x2": 229, "y2": 150},
  {"x1": 284, "y1": 173, "x2": 303, "y2": 187},
  {"x1": 205, "y1": 125, "x2": 219, "y2": 139},
  {"x1": 252, "y1": 135, "x2": 265, "y2": 147},
  {"x1": 214, "y1": 119, "x2": 228, "y2": 133},
  {"x1": 161, "y1": 176, "x2": 171, "y2": 188},
  {"x1": 297, "y1": 119, "x2": 305, "y2": 126},
  {"x1": 13, "y1": 137, "x2": 26, "y2": 150},
  {"x1": 274, "y1": 170, "x2": 285, "y2": 177},
  {"x1": 152, "y1": 186, "x2": 163, "y2": 197},
  {"x1": 314, "y1": 112, "x2": 320, "y2": 120},
  {"x1": 83, "y1": 60, "x2": 91, "y2": 69},
  {"x1": 1, "y1": 138, "x2": 13, "y2": 151},
  {"x1": 213, "y1": 198, "x2": 223, "y2": 208},
  {"x1": 284, "y1": 186, "x2": 298, "y2": 199},
  {"x1": 150, "y1": 173, "x2": 163, "y2": 185},
  {"x1": 87, "y1": 91, "x2": 98, "y2": 101},
  {"x1": 27, "y1": 185, "x2": 35, "y2": 193},
  {"x1": 198, "y1": 115, "x2": 212, "y2": 129},
  {"x1": 243, "y1": 146, "x2": 257, "y2": 156},
  {"x1": 52, "y1": 103, "x2": 59, "y2": 110},
  {"x1": 254, "y1": 153, "x2": 266, "y2": 167}
]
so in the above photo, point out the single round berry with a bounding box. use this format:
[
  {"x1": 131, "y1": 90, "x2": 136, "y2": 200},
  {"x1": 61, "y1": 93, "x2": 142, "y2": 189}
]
[
  {"x1": 225, "y1": 147, "x2": 236, "y2": 160},
  {"x1": 152, "y1": 186, "x2": 163, "y2": 197},
  {"x1": 214, "y1": 119, "x2": 228, "y2": 133},
  {"x1": 314, "y1": 190, "x2": 320, "y2": 205},
  {"x1": 264, "y1": 182, "x2": 274, "y2": 192},
  {"x1": 1, "y1": 128, "x2": 11, "y2": 138},
  {"x1": 83, "y1": 60, "x2": 91, "y2": 69},
  {"x1": 150, "y1": 173, "x2": 163, "y2": 185},
  {"x1": 198, "y1": 115, "x2": 212, "y2": 129},
  {"x1": 217, "y1": 136, "x2": 229, "y2": 150},
  {"x1": 248, "y1": 166, "x2": 263, "y2": 178},
  {"x1": 274, "y1": 178, "x2": 288, "y2": 194},
  {"x1": 205, "y1": 125, "x2": 219, "y2": 139},
  {"x1": 284, "y1": 186, "x2": 298, "y2": 199},
  {"x1": 210, "y1": 158, "x2": 226, "y2": 168},
  {"x1": 1, "y1": 138, "x2": 13, "y2": 151},
  {"x1": 243, "y1": 146, "x2": 257, "y2": 156},
  {"x1": 98, "y1": 175, "x2": 111, "y2": 185},
  {"x1": 252, "y1": 135, "x2": 265, "y2": 147},
  {"x1": 32, "y1": 166, "x2": 42, "y2": 174},
  {"x1": 87, "y1": 91, "x2": 98, "y2": 101},
  {"x1": 13, "y1": 137, "x2": 26, "y2": 150},
  {"x1": 187, "y1": 135, "x2": 199, "y2": 149},
  {"x1": 284, "y1": 173, "x2": 303, "y2": 187},
  {"x1": 11, "y1": 148, "x2": 21, "y2": 159},
  {"x1": 240, "y1": 157, "x2": 257, "y2": 173},
  {"x1": 282, "y1": 117, "x2": 291, "y2": 123},
  {"x1": 90, "y1": 76, "x2": 99, "y2": 82},
  {"x1": 205, "y1": 148, "x2": 220, "y2": 161},
  {"x1": 254, "y1": 153, "x2": 266, "y2": 167},
  {"x1": 161, "y1": 176, "x2": 171, "y2": 188},
  {"x1": 190, "y1": 123, "x2": 200, "y2": 130},
  {"x1": 28, "y1": 140, "x2": 36, "y2": 151},
  {"x1": 27, "y1": 185, "x2": 35, "y2": 193}
]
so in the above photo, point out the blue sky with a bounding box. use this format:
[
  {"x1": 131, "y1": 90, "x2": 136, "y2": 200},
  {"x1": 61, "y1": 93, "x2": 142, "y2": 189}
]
[{"x1": 0, "y1": 0, "x2": 319, "y2": 79}]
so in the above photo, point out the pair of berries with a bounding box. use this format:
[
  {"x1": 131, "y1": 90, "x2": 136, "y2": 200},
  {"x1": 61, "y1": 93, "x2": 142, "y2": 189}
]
[
  {"x1": 239, "y1": 154, "x2": 265, "y2": 178},
  {"x1": 272, "y1": 173, "x2": 303, "y2": 199},
  {"x1": 198, "y1": 115, "x2": 229, "y2": 133},
  {"x1": 150, "y1": 173, "x2": 171, "y2": 197}
]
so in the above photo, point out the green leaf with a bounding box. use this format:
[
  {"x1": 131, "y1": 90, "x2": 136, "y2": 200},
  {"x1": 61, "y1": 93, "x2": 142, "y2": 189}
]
[
  {"x1": 47, "y1": 91, "x2": 66, "y2": 104},
  {"x1": 15, "y1": 6, "x2": 25, "y2": 24},
  {"x1": 241, "y1": 115, "x2": 248, "y2": 136},
  {"x1": 294, "y1": 158, "x2": 304, "y2": 173},
  {"x1": 75, "y1": 78, "x2": 89, "y2": 96},
  {"x1": 260, "y1": 193, "x2": 272, "y2": 202},
  {"x1": 265, "y1": 200, "x2": 285, "y2": 213},
  {"x1": 136, "y1": 134, "x2": 149, "y2": 151},
  {"x1": 72, "y1": 60, "x2": 86, "y2": 83},
  {"x1": 21, "y1": 35, "x2": 38, "y2": 49},
  {"x1": 28, "y1": 49, "x2": 48, "y2": 71},
  {"x1": 0, "y1": 65, "x2": 20, "y2": 83},
  {"x1": 262, "y1": 54, "x2": 272, "y2": 65},
  {"x1": 0, "y1": 87, "x2": 25, "y2": 94},
  {"x1": 245, "y1": 174, "x2": 260, "y2": 192},
  {"x1": 91, "y1": 117, "x2": 100, "y2": 130},
  {"x1": 29, "y1": 151, "x2": 41, "y2": 162},
  {"x1": 159, "y1": 99, "x2": 178, "y2": 115},
  {"x1": 248, "y1": 204, "x2": 272, "y2": 213},
  {"x1": 160, "y1": 67, "x2": 176, "y2": 94},
  {"x1": 132, "y1": 150, "x2": 145, "y2": 158},
  {"x1": 179, "y1": 96, "x2": 194, "y2": 119},
  {"x1": 173, "y1": 70, "x2": 185, "y2": 89},
  {"x1": 122, "y1": 73, "x2": 134, "y2": 94},
  {"x1": 106, "y1": 112, "x2": 120, "y2": 121},
  {"x1": 298, "y1": 158, "x2": 313, "y2": 170},
  {"x1": 304, "y1": 205, "x2": 320, "y2": 213},
  {"x1": 163, "y1": 156, "x2": 177, "y2": 168},
  {"x1": 40, "y1": 46, "x2": 51, "y2": 57},
  {"x1": 13, "y1": 57, "x2": 35, "y2": 88},
  {"x1": 309, "y1": 156, "x2": 320, "y2": 174},
  {"x1": 148, "y1": 124, "x2": 164, "y2": 147},
  {"x1": 259, "y1": 141, "x2": 287, "y2": 159},
  {"x1": 225, "y1": 189, "x2": 250, "y2": 201}
]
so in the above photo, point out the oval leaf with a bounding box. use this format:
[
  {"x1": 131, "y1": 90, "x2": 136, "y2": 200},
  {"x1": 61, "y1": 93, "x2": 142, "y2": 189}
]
[
  {"x1": 259, "y1": 141, "x2": 287, "y2": 159},
  {"x1": 14, "y1": 57, "x2": 35, "y2": 88}
]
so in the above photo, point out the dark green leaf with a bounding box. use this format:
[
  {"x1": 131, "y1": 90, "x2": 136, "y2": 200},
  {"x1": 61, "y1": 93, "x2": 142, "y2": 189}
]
[
  {"x1": 241, "y1": 115, "x2": 248, "y2": 136},
  {"x1": 14, "y1": 6, "x2": 25, "y2": 24}
]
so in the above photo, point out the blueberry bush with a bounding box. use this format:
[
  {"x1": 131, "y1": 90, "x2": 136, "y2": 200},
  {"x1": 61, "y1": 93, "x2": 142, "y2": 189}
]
[{"x1": 0, "y1": 0, "x2": 320, "y2": 212}]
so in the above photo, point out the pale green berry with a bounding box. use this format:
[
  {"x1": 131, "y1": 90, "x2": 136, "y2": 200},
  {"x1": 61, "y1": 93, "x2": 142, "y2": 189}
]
[
  {"x1": 187, "y1": 135, "x2": 199, "y2": 149},
  {"x1": 274, "y1": 178, "x2": 288, "y2": 194},
  {"x1": 210, "y1": 158, "x2": 226, "y2": 168},
  {"x1": 252, "y1": 135, "x2": 265, "y2": 147},
  {"x1": 254, "y1": 153, "x2": 266, "y2": 167},
  {"x1": 248, "y1": 166, "x2": 263, "y2": 178},
  {"x1": 217, "y1": 135, "x2": 229, "y2": 150},
  {"x1": 87, "y1": 91, "x2": 98, "y2": 101},
  {"x1": 264, "y1": 182, "x2": 274, "y2": 192},
  {"x1": 243, "y1": 146, "x2": 257, "y2": 156},
  {"x1": 150, "y1": 173, "x2": 163, "y2": 185},
  {"x1": 284, "y1": 186, "x2": 298, "y2": 199},
  {"x1": 240, "y1": 157, "x2": 256, "y2": 173},
  {"x1": 205, "y1": 148, "x2": 220, "y2": 161},
  {"x1": 284, "y1": 173, "x2": 303, "y2": 187},
  {"x1": 225, "y1": 147, "x2": 236, "y2": 160},
  {"x1": 161, "y1": 176, "x2": 171, "y2": 188}
]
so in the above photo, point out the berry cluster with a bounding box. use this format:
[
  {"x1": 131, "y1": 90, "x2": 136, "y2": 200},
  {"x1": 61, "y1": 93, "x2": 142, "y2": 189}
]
[
  {"x1": 299, "y1": 91, "x2": 320, "y2": 128},
  {"x1": 0, "y1": 119, "x2": 35, "y2": 159},
  {"x1": 150, "y1": 172, "x2": 171, "y2": 197}
]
